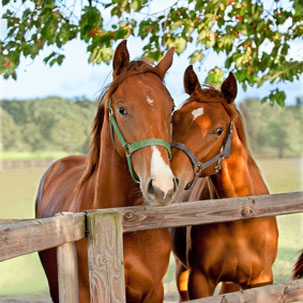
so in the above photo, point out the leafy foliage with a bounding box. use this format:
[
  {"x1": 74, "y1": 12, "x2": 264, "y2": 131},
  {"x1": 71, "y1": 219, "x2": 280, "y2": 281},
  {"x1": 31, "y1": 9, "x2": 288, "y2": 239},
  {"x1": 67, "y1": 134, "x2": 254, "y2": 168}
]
[{"x1": 1, "y1": 0, "x2": 302, "y2": 106}]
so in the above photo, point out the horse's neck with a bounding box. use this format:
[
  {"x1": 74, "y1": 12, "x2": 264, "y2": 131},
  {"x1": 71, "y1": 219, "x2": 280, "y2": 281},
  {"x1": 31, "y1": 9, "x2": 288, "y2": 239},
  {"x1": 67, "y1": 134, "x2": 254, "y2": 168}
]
[
  {"x1": 78, "y1": 122, "x2": 143, "y2": 209},
  {"x1": 94, "y1": 146, "x2": 142, "y2": 208},
  {"x1": 210, "y1": 130, "x2": 268, "y2": 199}
]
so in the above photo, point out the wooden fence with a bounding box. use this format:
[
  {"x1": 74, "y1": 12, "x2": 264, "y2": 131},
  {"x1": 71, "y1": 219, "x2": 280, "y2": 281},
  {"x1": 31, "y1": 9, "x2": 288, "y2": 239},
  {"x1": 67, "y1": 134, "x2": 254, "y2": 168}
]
[{"x1": 1, "y1": 191, "x2": 303, "y2": 302}]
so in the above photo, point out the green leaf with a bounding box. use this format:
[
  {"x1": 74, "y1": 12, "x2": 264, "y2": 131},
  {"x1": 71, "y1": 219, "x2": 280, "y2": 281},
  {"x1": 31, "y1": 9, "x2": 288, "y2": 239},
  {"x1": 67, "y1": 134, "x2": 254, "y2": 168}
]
[
  {"x1": 89, "y1": 46, "x2": 113, "y2": 65},
  {"x1": 43, "y1": 51, "x2": 57, "y2": 64},
  {"x1": 79, "y1": 6, "x2": 103, "y2": 41},
  {"x1": 114, "y1": 28, "x2": 128, "y2": 40},
  {"x1": 57, "y1": 54, "x2": 65, "y2": 65},
  {"x1": 168, "y1": 37, "x2": 186, "y2": 54},
  {"x1": 189, "y1": 51, "x2": 204, "y2": 64},
  {"x1": 205, "y1": 67, "x2": 224, "y2": 87},
  {"x1": 49, "y1": 58, "x2": 58, "y2": 67},
  {"x1": 170, "y1": 20, "x2": 183, "y2": 31},
  {"x1": 22, "y1": 8, "x2": 32, "y2": 20}
]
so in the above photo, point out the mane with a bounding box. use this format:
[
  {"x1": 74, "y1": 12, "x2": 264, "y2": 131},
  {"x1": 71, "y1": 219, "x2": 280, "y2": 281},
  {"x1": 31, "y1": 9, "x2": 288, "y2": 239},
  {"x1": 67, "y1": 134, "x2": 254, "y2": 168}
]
[{"x1": 78, "y1": 59, "x2": 165, "y2": 187}]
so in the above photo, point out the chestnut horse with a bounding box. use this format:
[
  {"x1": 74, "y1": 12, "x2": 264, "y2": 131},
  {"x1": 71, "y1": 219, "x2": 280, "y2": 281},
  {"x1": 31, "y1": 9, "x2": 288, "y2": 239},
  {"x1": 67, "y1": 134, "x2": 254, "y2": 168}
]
[
  {"x1": 36, "y1": 40, "x2": 179, "y2": 303},
  {"x1": 170, "y1": 65, "x2": 278, "y2": 300}
]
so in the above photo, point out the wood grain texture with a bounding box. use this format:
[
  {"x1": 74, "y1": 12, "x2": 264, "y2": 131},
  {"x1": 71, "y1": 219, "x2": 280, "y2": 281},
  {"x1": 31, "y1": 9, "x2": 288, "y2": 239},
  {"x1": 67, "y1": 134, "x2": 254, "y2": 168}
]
[
  {"x1": 0, "y1": 219, "x2": 35, "y2": 225},
  {"x1": 188, "y1": 279, "x2": 303, "y2": 303},
  {"x1": 88, "y1": 191, "x2": 303, "y2": 232},
  {"x1": 57, "y1": 241, "x2": 79, "y2": 303},
  {"x1": 0, "y1": 213, "x2": 85, "y2": 261},
  {"x1": 87, "y1": 211, "x2": 126, "y2": 303},
  {"x1": 0, "y1": 296, "x2": 52, "y2": 302}
]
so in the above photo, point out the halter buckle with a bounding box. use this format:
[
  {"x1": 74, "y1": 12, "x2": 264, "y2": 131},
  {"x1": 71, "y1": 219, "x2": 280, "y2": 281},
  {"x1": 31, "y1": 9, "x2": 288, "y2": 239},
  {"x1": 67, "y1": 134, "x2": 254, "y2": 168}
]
[
  {"x1": 213, "y1": 156, "x2": 224, "y2": 174},
  {"x1": 109, "y1": 107, "x2": 114, "y2": 116},
  {"x1": 124, "y1": 144, "x2": 131, "y2": 155},
  {"x1": 194, "y1": 162, "x2": 203, "y2": 175}
]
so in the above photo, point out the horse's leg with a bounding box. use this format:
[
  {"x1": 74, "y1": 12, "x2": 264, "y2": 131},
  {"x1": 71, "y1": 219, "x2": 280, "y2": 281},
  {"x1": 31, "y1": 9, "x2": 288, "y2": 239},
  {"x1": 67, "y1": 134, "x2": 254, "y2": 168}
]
[
  {"x1": 143, "y1": 282, "x2": 165, "y2": 303},
  {"x1": 175, "y1": 258, "x2": 190, "y2": 301},
  {"x1": 188, "y1": 266, "x2": 216, "y2": 299},
  {"x1": 244, "y1": 269, "x2": 273, "y2": 289},
  {"x1": 38, "y1": 248, "x2": 59, "y2": 303},
  {"x1": 125, "y1": 277, "x2": 165, "y2": 303},
  {"x1": 220, "y1": 282, "x2": 241, "y2": 294}
]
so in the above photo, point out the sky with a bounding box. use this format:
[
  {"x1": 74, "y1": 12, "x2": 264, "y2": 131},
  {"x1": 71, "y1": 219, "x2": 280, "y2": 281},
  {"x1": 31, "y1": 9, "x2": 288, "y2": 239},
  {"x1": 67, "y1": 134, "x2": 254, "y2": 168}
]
[{"x1": 0, "y1": 1, "x2": 302, "y2": 107}]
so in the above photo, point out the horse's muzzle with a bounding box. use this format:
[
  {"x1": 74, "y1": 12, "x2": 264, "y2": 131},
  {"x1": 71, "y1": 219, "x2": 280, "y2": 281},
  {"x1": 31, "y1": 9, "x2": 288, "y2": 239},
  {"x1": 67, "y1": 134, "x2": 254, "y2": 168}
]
[{"x1": 146, "y1": 177, "x2": 179, "y2": 206}]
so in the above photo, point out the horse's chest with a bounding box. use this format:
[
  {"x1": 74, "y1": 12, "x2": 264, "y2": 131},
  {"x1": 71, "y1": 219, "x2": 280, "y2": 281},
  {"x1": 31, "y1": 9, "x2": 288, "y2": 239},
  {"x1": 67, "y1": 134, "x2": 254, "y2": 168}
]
[{"x1": 189, "y1": 224, "x2": 266, "y2": 279}]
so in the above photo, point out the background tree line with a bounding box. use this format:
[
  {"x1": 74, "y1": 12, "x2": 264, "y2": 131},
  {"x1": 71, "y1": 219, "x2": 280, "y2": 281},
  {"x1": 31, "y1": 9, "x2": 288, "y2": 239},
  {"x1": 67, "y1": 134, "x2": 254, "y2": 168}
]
[
  {"x1": 0, "y1": 96, "x2": 302, "y2": 158},
  {"x1": 0, "y1": 97, "x2": 96, "y2": 154}
]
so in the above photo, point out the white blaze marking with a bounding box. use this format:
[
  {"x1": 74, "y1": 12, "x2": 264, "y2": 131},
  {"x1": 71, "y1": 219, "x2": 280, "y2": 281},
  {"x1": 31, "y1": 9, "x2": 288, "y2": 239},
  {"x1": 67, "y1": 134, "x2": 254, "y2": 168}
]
[
  {"x1": 147, "y1": 96, "x2": 154, "y2": 105},
  {"x1": 191, "y1": 107, "x2": 204, "y2": 120},
  {"x1": 150, "y1": 146, "x2": 174, "y2": 196}
]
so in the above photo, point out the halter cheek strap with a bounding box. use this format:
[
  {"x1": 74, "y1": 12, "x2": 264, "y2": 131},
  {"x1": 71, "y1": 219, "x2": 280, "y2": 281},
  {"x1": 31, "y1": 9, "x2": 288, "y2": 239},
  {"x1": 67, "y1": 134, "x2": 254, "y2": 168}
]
[
  {"x1": 171, "y1": 122, "x2": 233, "y2": 190},
  {"x1": 108, "y1": 98, "x2": 172, "y2": 183}
]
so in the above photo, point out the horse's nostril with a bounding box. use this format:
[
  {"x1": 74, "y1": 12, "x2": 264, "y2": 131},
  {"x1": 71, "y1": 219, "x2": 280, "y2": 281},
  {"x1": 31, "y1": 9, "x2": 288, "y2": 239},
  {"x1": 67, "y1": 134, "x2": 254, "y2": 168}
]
[
  {"x1": 173, "y1": 177, "x2": 179, "y2": 191},
  {"x1": 147, "y1": 180, "x2": 165, "y2": 200},
  {"x1": 148, "y1": 179, "x2": 155, "y2": 197}
]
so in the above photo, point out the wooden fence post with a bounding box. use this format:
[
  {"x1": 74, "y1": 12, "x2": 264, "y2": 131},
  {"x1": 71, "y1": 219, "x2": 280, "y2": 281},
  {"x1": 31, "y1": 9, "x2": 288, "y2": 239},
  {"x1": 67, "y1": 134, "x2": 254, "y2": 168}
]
[
  {"x1": 87, "y1": 211, "x2": 126, "y2": 303},
  {"x1": 57, "y1": 242, "x2": 79, "y2": 303},
  {"x1": 56, "y1": 212, "x2": 79, "y2": 303}
]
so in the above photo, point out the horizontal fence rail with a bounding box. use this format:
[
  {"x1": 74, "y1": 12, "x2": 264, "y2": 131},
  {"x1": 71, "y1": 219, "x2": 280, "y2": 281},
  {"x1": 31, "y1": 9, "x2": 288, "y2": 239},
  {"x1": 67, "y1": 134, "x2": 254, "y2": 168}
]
[
  {"x1": 0, "y1": 212, "x2": 85, "y2": 261},
  {"x1": 85, "y1": 191, "x2": 303, "y2": 232},
  {"x1": 189, "y1": 279, "x2": 303, "y2": 303},
  {"x1": 0, "y1": 296, "x2": 52, "y2": 302}
]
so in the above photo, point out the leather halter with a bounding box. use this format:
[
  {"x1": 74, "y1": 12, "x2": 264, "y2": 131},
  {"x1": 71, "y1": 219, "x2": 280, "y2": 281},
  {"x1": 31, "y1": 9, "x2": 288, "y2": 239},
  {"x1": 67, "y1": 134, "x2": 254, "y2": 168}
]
[
  {"x1": 108, "y1": 98, "x2": 172, "y2": 183},
  {"x1": 171, "y1": 122, "x2": 233, "y2": 190}
]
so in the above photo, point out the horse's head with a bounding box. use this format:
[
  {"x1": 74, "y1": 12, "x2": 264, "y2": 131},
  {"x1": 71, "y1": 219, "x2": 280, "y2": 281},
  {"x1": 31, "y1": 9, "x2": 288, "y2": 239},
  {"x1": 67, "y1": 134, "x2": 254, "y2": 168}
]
[
  {"x1": 171, "y1": 65, "x2": 237, "y2": 192},
  {"x1": 104, "y1": 40, "x2": 179, "y2": 205}
]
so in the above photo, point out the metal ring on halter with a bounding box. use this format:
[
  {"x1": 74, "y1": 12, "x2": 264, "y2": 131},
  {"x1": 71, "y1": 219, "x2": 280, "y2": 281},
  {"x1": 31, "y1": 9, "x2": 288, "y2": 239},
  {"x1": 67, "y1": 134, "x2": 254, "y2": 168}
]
[
  {"x1": 124, "y1": 143, "x2": 131, "y2": 155},
  {"x1": 184, "y1": 162, "x2": 203, "y2": 190}
]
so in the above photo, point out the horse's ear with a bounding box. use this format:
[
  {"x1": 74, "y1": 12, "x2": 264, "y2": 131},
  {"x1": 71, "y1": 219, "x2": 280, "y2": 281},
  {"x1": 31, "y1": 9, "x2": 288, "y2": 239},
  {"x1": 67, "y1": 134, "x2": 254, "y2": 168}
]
[
  {"x1": 184, "y1": 65, "x2": 200, "y2": 95},
  {"x1": 221, "y1": 72, "x2": 237, "y2": 104},
  {"x1": 113, "y1": 40, "x2": 130, "y2": 79},
  {"x1": 156, "y1": 47, "x2": 175, "y2": 76}
]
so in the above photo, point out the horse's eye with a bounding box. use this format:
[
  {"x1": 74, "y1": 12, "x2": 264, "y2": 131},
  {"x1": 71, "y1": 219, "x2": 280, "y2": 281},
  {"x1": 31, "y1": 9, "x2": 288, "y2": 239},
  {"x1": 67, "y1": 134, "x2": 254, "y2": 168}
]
[
  {"x1": 118, "y1": 106, "x2": 127, "y2": 116},
  {"x1": 214, "y1": 127, "x2": 224, "y2": 136}
]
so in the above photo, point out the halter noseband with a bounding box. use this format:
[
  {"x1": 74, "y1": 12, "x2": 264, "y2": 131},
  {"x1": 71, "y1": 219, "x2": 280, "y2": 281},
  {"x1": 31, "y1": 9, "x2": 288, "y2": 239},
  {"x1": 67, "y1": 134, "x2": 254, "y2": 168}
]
[
  {"x1": 108, "y1": 98, "x2": 171, "y2": 183},
  {"x1": 171, "y1": 122, "x2": 233, "y2": 190}
]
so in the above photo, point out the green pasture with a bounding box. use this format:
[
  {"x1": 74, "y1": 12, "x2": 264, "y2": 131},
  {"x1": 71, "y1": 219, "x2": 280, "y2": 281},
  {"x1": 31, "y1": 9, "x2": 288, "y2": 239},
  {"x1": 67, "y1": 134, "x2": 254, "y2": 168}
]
[
  {"x1": 0, "y1": 157, "x2": 302, "y2": 296},
  {"x1": 0, "y1": 151, "x2": 69, "y2": 161}
]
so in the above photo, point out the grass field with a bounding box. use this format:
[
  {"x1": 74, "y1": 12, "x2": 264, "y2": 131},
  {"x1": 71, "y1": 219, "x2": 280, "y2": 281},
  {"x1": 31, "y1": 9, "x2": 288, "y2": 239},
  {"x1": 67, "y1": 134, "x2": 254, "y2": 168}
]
[
  {"x1": 0, "y1": 157, "x2": 302, "y2": 296},
  {"x1": 0, "y1": 151, "x2": 69, "y2": 162}
]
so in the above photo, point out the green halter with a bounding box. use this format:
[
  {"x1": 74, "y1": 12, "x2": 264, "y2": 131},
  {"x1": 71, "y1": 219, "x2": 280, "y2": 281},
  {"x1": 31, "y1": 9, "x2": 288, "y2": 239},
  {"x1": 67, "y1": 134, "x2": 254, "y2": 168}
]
[{"x1": 108, "y1": 98, "x2": 172, "y2": 183}]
